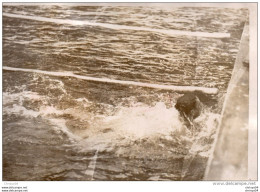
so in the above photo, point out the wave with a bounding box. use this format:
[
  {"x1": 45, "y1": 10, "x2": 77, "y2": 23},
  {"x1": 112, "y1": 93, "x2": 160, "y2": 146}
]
[
  {"x1": 3, "y1": 13, "x2": 230, "y2": 38},
  {"x1": 3, "y1": 66, "x2": 218, "y2": 94},
  {"x1": 3, "y1": 76, "x2": 220, "y2": 181}
]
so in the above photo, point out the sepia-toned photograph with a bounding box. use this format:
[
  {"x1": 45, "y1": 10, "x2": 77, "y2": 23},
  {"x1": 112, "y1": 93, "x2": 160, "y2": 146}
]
[{"x1": 2, "y1": 2, "x2": 257, "y2": 182}]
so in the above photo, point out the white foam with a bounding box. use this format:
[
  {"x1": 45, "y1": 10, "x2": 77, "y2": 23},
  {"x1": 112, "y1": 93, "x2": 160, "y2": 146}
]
[
  {"x1": 3, "y1": 91, "x2": 41, "y2": 118},
  {"x1": 103, "y1": 102, "x2": 182, "y2": 139},
  {"x1": 189, "y1": 112, "x2": 220, "y2": 155},
  {"x1": 39, "y1": 106, "x2": 64, "y2": 116},
  {"x1": 4, "y1": 104, "x2": 39, "y2": 118},
  {"x1": 3, "y1": 91, "x2": 44, "y2": 106},
  {"x1": 3, "y1": 13, "x2": 230, "y2": 38},
  {"x1": 3, "y1": 66, "x2": 219, "y2": 94},
  {"x1": 3, "y1": 86, "x2": 220, "y2": 160}
]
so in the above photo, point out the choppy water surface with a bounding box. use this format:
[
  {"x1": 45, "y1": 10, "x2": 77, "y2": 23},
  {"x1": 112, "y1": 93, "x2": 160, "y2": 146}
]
[{"x1": 3, "y1": 4, "x2": 248, "y2": 181}]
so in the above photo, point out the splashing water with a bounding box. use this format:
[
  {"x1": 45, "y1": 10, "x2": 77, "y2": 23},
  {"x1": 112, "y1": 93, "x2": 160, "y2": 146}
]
[
  {"x1": 2, "y1": 66, "x2": 221, "y2": 181},
  {"x1": 2, "y1": 4, "x2": 246, "y2": 180},
  {"x1": 103, "y1": 102, "x2": 182, "y2": 139}
]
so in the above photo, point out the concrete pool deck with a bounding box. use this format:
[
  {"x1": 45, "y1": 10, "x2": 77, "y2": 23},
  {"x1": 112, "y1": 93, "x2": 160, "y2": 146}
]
[{"x1": 205, "y1": 21, "x2": 250, "y2": 180}]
